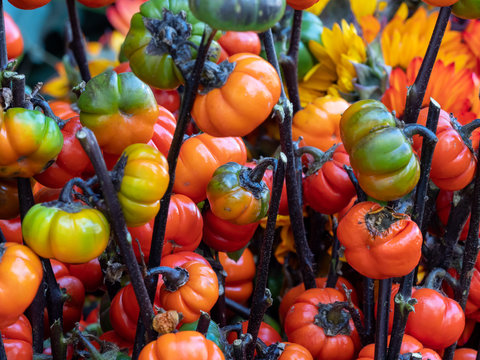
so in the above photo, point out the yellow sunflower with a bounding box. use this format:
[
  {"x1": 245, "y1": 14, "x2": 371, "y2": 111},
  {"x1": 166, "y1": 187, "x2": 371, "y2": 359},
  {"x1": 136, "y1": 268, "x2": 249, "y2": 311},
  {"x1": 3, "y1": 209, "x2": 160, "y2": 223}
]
[
  {"x1": 299, "y1": 19, "x2": 367, "y2": 104},
  {"x1": 381, "y1": 7, "x2": 477, "y2": 71}
]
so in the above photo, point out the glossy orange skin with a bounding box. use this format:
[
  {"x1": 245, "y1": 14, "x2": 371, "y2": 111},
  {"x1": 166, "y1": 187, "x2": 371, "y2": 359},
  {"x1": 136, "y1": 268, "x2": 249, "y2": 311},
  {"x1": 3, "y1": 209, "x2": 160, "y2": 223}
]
[
  {"x1": 0, "y1": 108, "x2": 63, "y2": 178},
  {"x1": 218, "y1": 32, "x2": 261, "y2": 56},
  {"x1": 174, "y1": 134, "x2": 247, "y2": 203},
  {"x1": 453, "y1": 348, "x2": 477, "y2": 360},
  {"x1": 129, "y1": 194, "x2": 203, "y2": 262},
  {"x1": 0, "y1": 218, "x2": 22, "y2": 243},
  {"x1": 303, "y1": 144, "x2": 356, "y2": 215},
  {"x1": 34, "y1": 104, "x2": 90, "y2": 188},
  {"x1": 8, "y1": 0, "x2": 50, "y2": 9},
  {"x1": 202, "y1": 208, "x2": 259, "y2": 252},
  {"x1": 0, "y1": 178, "x2": 20, "y2": 219},
  {"x1": 284, "y1": 288, "x2": 361, "y2": 360},
  {"x1": 160, "y1": 261, "x2": 219, "y2": 324},
  {"x1": 337, "y1": 202, "x2": 422, "y2": 279},
  {"x1": 0, "y1": 243, "x2": 43, "y2": 328},
  {"x1": 149, "y1": 106, "x2": 177, "y2": 158},
  {"x1": 405, "y1": 288, "x2": 465, "y2": 349},
  {"x1": 5, "y1": 13, "x2": 23, "y2": 59},
  {"x1": 219, "y1": 249, "x2": 256, "y2": 305},
  {"x1": 139, "y1": 331, "x2": 225, "y2": 360},
  {"x1": 423, "y1": 0, "x2": 459, "y2": 5},
  {"x1": 1, "y1": 314, "x2": 33, "y2": 360},
  {"x1": 228, "y1": 321, "x2": 282, "y2": 346},
  {"x1": 279, "y1": 342, "x2": 314, "y2": 360},
  {"x1": 293, "y1": 96, "x2": 350, "y2": 152},
  {"x1": 414, "y1": 108, "x2": 476, "y2": 191},
  {"x1": 357, "y1": 334, "x2": 441, "y2": 359},
  {"x1": 279, "y1": 276, "x2": 358, "y2": 324},
  {"x1": 287, "y1": 0, "x2": 320, "y2": 9},
  {"x1": 110, "y1": 282, "x2": 163, "y2": 342},
  {"x1": 192, "y1": 53, "x2": 281, "y2": 137}
]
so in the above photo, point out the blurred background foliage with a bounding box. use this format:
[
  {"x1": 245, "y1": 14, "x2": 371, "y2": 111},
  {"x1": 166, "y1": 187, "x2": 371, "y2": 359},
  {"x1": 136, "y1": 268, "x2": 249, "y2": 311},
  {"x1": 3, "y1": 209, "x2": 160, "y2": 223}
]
[{"x1": 6, "y1": 1, "x2": 111, "y2": 87}]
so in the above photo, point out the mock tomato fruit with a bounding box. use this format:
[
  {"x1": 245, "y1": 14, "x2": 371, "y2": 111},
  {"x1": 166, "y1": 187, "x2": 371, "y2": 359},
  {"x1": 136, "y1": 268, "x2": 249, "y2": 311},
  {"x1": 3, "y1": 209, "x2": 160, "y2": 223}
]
[
  {"x1": 122, "y1": 0, "x2": 220, "y2": 90},
  {"x1": 423, "y1": 0, "x2": 459, "y2": 5},
  {"x1": 192, "y1": 53, "x2": 281, "y2": 137},
  {"x1": 1, "y1": 314, "x2": 33, "y2": 360},
  {"x1": 293, "y1": 96, "x2": 349, "y2": 152},
  {"x1": 287, "y1": 0, "x2": 320, "y2": 10},
  {"x1": 0, "y1": 243, "x2": 43, "y2": 329},
  {"x1": 218, "y1": 31, "x2": 261, "y2": 56},
  {"x1": 0, "y1": 218, "x2": 22, "y2": 244},
  {"x1": 117, "y1": 143, "x2": 169, "y2": 227},
  {"x1": 279, "y1": 342, "x2": 313, "y2": 360},
  {"x1": 159, "y1": 261, "x2": 219, "y2": 324},
  {"x1": 219, "y1": 249, "x2": 256, "y2": 305},
  {"x1": 34, "y1": 105, "x2": 90, "y2": 189},
  {"x1": 301, "y1": 144, "x2": 356, "y2": 215},
  {"x1": 129, "y1": 194, "x2": 203, "y2": 262},
  {"x1": 67, "y1": 258, "x2": 104, "y2": 293},
  {"x1": 174, "y1": 134, "x2": 247, "y2": 203},
  {"x1": 149, "y1": 105, "x2": 177, "y2": 158},
  {"x1": 189, "y1": 0, "x2": 286, "y2": 32},
  {"x1": 228, "y1": 321, "x2": 282, "y2": 346},
  {"x1": 452, "y1": 0, "x2": 480, "y2": 19},
  {"x1": 5, "y1": 13, "x2": 23, "y2": 59},
  {"x1": 22, "y1": 202, "x2": 110, "y2": 264},
  {"x1": 405, "y1": 288, "x2": 465, "y2": 349},
  {"x1": 413, "y1": 108, "x2": 476, "y2": 191},
  {"x1": 0, "y1": 179, "x2": 20, "y2": 220},
  {"x1": 284, "y1": 288, "x2": 361, "y2": 360},
  {"x1": 78, "y1": 70, "x2": 159, "y2": 155},
  {"x1": 139, "y1": 331, "x2": 224, "y2": 360},
  {"x1": 340, "y1": 99, "x2": 420, "y2": 201},
  {"x1": 8, "y1": 0, "x2": 50, "y2": 9},
  {"x1": 44, "y1": 260, "x2": 85, "y2": 333},
  {"x1": 357, "y1": 334, "x2": 441, "y2": 360},
  {"x1": 202, "y1": 208, "x2": 258, "y2": 252},
  {"x1": 207, "y1": 162, "x2": 270, "y2": 225},
  {"x1": 337, "y1": 201, "x2": 422, "y2": 279},
  {"x1": 0, "y1": 108, "x2": 63, "y2": 178}
]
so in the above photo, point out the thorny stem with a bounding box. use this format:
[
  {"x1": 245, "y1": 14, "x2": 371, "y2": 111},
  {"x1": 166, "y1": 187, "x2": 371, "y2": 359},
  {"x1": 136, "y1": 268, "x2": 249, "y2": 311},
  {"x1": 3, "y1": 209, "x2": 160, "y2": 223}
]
[
  {"x1": 261, "y1": 29, "x2": 317, "y2": 291},
  {"x1": 326, "y1": 217, "x2": 340, "y2": 288},
  {"x1": 245, "y1": 157, "x2": 285, "y2": 360},
  {"x1": 76, "y1": 128, "x2": 156, "y2": 343},
  {"x1": 403, "y1": 6, "x2": 451, "y2": 124},
  {"x1": 443, "y1": 144, "x2": 480, "y2": 360},
  {"x1": 196, "y1": 312, "x2": 211, "y2": 335},
  {"x1": 66, "y1": 0, "x2": 91, "y2": 82},
  {"x1": 279, "y1": 9, "x2": 302, "y2": 114},
  {"x1": 363, "y1": 277, "x2": 375, "y2": 345},
  {"x1": 387, "y1": 99, "x2": 441, "y2": 360},
  {"x1": 411, "y1": 99, "x2": 440, "y2": 226},
  {"x1": 375, "y1": 278, "x2": 392, "y2": 360},
  {"x1": 11, "y1": 72, "x2": 49, "y2": 355},
  {"x1": 225, "y1": 297, "x2": 251, "y2": 319},
  {"x1": 345, "y1": 165, "x2": 367, "y2": 202},
  {"x1": 0, "y1": 0, "x2": 6, "y2": 70}
]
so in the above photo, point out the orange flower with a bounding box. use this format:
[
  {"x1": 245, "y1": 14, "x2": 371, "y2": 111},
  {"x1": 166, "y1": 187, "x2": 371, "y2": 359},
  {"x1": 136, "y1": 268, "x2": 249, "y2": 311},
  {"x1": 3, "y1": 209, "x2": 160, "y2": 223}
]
[
  {"x1": 106, "y1": 0, "x2": 147, "y2": 36},
  {"x1": 382, "y1": 57, "x2": 480, "y2": 124}
]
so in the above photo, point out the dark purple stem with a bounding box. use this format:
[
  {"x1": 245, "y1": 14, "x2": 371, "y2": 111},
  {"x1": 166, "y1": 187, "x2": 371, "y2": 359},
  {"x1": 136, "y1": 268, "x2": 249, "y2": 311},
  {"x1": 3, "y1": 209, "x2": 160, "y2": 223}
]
[
  {"x1": 245, "y1": 156, "x2": 286, "y2": 360},
  {"x1": 443, "y1": 143, "x2": 480, "y2": 360},
  {"x1": 403, "y1": 6, "x2": 451, "y2": 124},
  {"x1": 76, "y1": 128, "x2": 156, "y2": 343},
  {"x1": 66, "y1": 0, "x2": 91, "y2": 82},
  {"x1": 0, "y1": 0, "x2": 7, "y2": 70},
  {"x1": 374, "y1": 278, "x2": 392, "y2": 360},
  {"x1": 260, "y1": 28, "x2": 317, "y2": 290},
  {"x1": 279, "y1": 9, "x2": 302, "y2": 114}
]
